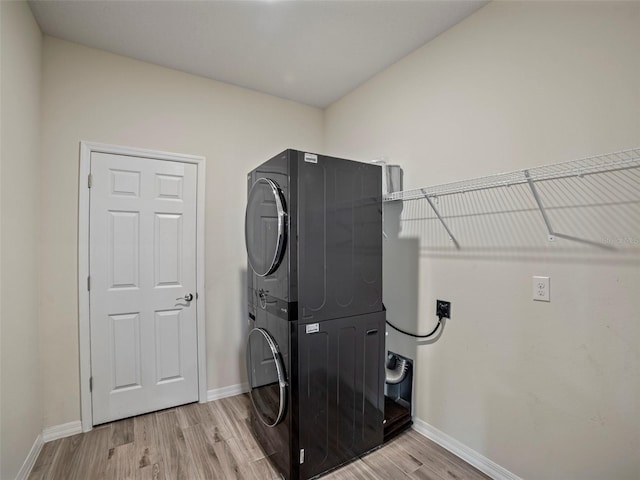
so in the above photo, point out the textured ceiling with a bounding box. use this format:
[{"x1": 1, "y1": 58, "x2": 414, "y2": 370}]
[{"x1": 29, "y1": 0, "x2": 487, "y2": 108}]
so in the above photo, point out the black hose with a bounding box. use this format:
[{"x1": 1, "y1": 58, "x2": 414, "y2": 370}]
[{"x1": 386, "y1": 317, "x2": 442, "y2": 339}]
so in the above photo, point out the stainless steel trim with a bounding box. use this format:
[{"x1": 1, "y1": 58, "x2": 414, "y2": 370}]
[
  {"x1": 247, "y1": 327, "x2": 287, "y2": 427},
  {"x1": 245, "y1": 178, "x2": 287, "y2": 277}
]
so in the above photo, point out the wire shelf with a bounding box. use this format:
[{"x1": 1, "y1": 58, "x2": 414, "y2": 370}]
[
  {"x1": 383, "y1": 148, "x2": 640, "y2": 252},
  {"x1": 384, "y1": 148, "x2": 640, "y2": 202}
]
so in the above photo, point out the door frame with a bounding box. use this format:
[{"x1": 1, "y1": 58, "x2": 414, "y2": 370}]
[{"x1": 78, "y1": 141, "x2": 207, "y2": 432}]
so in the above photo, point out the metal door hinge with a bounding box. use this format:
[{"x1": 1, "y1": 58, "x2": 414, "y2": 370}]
[
  {"x1": 89, "y1": 376, "x2": 93, "y2": 392},
  {"x1": 299, "y1": 448, "x2": 305, "y2": 464},
  {"x1": 87, "y1": 276, "x2": 91, "y2": 291},
  {"x1": 88, "y1": 174, "x2": 93, "y2": 188}
]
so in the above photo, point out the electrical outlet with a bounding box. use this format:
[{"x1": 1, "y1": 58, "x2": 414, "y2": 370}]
[
  {"x1": 436, "y1": 300, "x2": 451, "y2": 319},
  {"x1": 532, "y1": 276, "x2": 550, "y2": 302}
]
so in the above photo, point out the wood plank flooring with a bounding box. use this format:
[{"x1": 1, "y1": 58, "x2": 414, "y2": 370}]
[{"x1": 29, "y1": 394, "x2": 490, "y2": 480}]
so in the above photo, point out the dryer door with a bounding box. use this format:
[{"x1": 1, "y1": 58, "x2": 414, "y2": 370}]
[
  {"x1": 245, "y1": 178, "x2": 287, "y2": 277},
  {"x1": 246, "y1": 327, "x2": 287, "y2": 427}
]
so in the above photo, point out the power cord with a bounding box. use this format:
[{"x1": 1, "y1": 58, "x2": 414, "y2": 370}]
[{"x1": 385, "y1": 315, "x2": 444, "y2": 339}]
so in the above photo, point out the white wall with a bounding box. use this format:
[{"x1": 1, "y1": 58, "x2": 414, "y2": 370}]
[
  {"x1": 0, "y1": 1, "x2": 43, "y2": 478},
  {"x1": 325, "y1": 2, "x2": 640, "y2": 479},
  {"x1": 39, "y1": 37, "x2": 324, "y2": 428}
]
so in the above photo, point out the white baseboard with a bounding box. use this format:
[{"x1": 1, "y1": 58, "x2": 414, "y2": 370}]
[
  {"x1": 42, "y1": 420, "x2": 83, "y2": 443},
  {"x1": 39, "y1": 386, "x2": 245, "y2": 448},
  {"x1": 206, "y1": 382, "x2": 249, "y2": 402},
  {"x1": 15, "y1": 434, "x2": 43, "y2": 480},
  {"x1": 412, "y1": 417, "x2": 522, "y2": 480}
]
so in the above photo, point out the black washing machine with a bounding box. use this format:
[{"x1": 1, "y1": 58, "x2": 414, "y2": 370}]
[
  {"x1": 245, "y1": 149, "x2": 383, "y2": 324},
  {"x1": 245, "y1": 150, "x2": 386, "y2": 480},
  {"x1": 246, "y1": 308, "x2": 385, "y2": 480}
]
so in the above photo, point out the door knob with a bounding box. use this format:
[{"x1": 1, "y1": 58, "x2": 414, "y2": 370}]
[{"x1": 177, "y1": 293, "x2": 193, "y2": 302}]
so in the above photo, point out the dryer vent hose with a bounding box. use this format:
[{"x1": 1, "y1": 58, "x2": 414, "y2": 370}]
[{"x1": 385, "y1": 357, "x2": 409, "y2": 385}]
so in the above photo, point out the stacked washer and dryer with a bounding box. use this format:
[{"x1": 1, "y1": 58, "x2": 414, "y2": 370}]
[{"x1": 245, "y1": 149, "x2": 386, "y2": 480}]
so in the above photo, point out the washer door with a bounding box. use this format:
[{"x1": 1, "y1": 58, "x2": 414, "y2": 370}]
[
  {"x1": 245, "y1": 178, "x2": 287, "y2": 277},
  {"x1": 246, "y1": 328, "x2": 287, "y2": 427}
]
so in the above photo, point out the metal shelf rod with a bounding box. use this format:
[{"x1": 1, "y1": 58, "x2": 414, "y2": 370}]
[
  {"x1": 422, "y1": 189, "x2": 461, "y2": 249},
  {"x1": 525, "y1": 169, "x2": 556, "y2": 242}
]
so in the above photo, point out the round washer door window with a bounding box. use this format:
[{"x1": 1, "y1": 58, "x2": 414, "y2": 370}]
[
  {"x1": 245, "y1": 178, "x2": 287, "y2": 277},
  {"x1": 246, "y1": 328, "x2": 287, "y2": 427}
]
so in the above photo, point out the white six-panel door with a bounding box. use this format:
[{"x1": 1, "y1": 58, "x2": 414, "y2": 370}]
[{"x1": 89, "y1": 152, "x2": 199, "y2": 424}]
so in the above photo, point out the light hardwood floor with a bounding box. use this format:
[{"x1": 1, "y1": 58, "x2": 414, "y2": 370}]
[{"x1": 29, "y1": 394, "x2": 490, "y2": 480}]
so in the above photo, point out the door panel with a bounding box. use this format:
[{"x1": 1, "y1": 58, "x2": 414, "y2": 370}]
[
  {"x1": 108, "y1": 211, "x2": 139, "y2": 288},
  {"x1": 110, "y1": 169, "x2": 140, "y2": 197},
  {"x1": 90, "y1": 152, "x2": 198, "y2": 424},
  {"x1": 154, "y1": 213, "x2": 182, "y2": 286},
  {"x1": 109, "y1": 312, "x2": 142, "y2": 391},
  {"x1": 154, "y1": 309, "x2": 184, "y2": 383},
  {"x1": 156, "y1": 173, "x2": 183, "y2": 200}
]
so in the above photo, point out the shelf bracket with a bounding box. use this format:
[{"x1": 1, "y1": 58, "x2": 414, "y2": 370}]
[
  {"x1": 524, "y1": 171, "x2": 615, "y2": 250},
  {"x1": 422, "y1": 189, "x2": 461, "y2": 249},
  {"x1": 524, "y1": 170, "x2": 556, "y2": 242}
]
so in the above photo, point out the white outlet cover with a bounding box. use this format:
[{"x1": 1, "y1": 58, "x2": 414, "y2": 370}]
[{"x1": 533, "y1": 276, "x2": 550, "y2": 302}]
